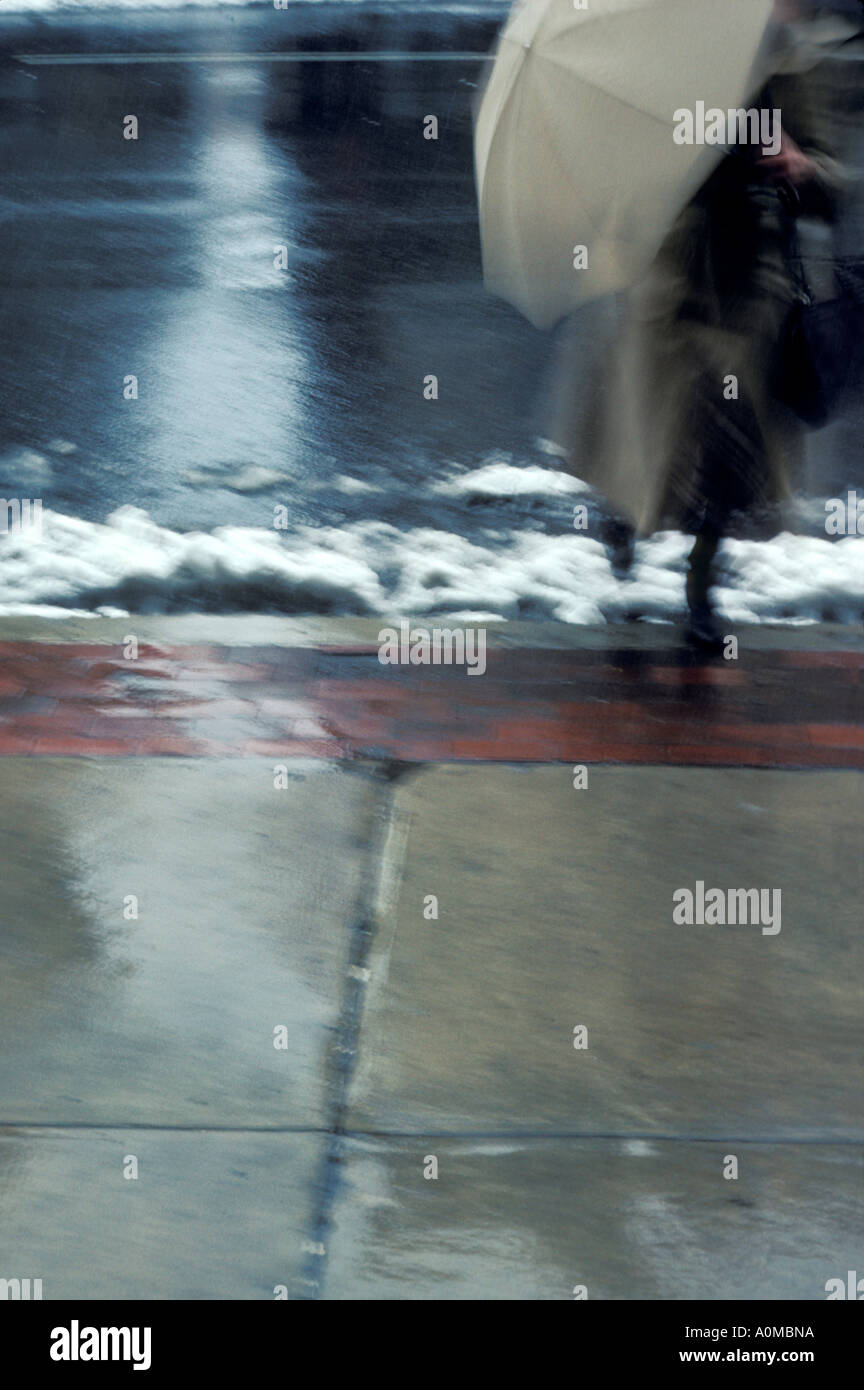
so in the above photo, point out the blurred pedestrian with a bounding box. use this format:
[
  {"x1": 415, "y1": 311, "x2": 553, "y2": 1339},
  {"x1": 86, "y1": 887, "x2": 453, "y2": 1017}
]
[{"x1": 559, "y1": 0, "x2": 861, "y2": 646}]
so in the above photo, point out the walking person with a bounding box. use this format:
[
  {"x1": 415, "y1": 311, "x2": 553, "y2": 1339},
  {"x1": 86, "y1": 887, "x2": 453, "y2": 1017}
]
[
  {"x1": 572, "y1": 1, "x2": 857, "y2": 647},
  {"x1": 475, "y1": 0, "x2": 862, "y2": 647}
]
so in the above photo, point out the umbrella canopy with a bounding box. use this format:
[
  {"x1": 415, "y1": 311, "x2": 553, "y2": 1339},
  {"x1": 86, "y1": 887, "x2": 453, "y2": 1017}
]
[{"x1": 475, "y1": 0, "x2": 775, "y2": 330}]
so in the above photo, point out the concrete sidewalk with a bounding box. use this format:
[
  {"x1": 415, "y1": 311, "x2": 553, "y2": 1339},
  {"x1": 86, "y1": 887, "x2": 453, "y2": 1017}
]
[{"x1": 0, "y1": 620, "x2": 861, "y2": 1300}]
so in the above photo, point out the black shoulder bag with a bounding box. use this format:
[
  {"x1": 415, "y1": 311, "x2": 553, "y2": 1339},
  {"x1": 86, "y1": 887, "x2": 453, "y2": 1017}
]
[{"x1": 773, "y1": 200, "x2": 864, "y2": 429}]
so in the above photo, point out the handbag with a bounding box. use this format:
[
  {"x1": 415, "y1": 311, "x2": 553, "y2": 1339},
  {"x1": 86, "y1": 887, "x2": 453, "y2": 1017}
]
[{"x1": 774, "y1": 211, "x2": 864, "y2": 429}]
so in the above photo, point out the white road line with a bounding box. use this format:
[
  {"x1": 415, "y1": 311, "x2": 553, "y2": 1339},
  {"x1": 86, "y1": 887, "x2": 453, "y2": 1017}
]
[{"x1": 17, "y1": 50, "x2": 491, "y2": 66}]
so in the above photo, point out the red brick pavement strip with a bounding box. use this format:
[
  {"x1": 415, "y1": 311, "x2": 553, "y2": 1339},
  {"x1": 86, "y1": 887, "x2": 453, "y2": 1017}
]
[{"x1": 0, "y1": 642, "x2": 861, "y2": 767}]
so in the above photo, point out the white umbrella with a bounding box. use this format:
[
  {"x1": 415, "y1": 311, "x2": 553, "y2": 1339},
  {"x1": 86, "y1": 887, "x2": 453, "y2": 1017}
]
[{"x1": 475, "y1": 0, "x2": 775, "y2": 330}]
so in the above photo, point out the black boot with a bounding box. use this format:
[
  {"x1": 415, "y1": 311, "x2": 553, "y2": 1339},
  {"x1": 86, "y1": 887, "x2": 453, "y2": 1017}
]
[{"x1": 685, "y1": 532, "x2": 724, "y2": 652}]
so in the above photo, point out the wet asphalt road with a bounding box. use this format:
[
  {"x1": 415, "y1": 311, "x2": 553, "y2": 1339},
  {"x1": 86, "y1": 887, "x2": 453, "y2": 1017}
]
[{"x1": 0, "y1": 4, "x2": 557, "y2": 537}]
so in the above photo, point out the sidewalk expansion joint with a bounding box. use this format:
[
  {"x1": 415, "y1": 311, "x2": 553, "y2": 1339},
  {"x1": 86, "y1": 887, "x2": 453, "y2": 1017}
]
[
  {"x1": 1, "y1": 1124, "x2": 859, "y2": 1145},
  {"x1": 299, "y1": 762, "x2": 411, "y2": 1298}
]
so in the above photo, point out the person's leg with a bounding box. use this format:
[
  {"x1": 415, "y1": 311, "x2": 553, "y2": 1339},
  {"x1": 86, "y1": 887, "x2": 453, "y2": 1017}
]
[
  {"x1": 602, "y1": 514, "x2": 636, "y2": 578},
  {"x1": 683, "y1": 353, "x2": 766, "y2": 648},
  {"x1": 685, "y1": 523, "x2": 724, "y2": 648},
  {"x1": 686, "y1": 528, "x2": 719, "y2": 606}
]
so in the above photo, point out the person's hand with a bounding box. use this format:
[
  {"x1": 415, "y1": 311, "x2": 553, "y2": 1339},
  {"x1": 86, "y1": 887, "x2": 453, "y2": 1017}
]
[{"x1": 755, "y1": 136, "x2": 821, "y2": 188}]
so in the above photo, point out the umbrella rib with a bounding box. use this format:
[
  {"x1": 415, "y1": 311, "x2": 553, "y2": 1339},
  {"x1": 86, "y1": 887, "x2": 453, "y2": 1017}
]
[
  {"x1": 529, "y1": 47, "x2": 687, "y2": 131},
  {"x1": 477, "y1": 45, "x2": 530, "y2": 209}
]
